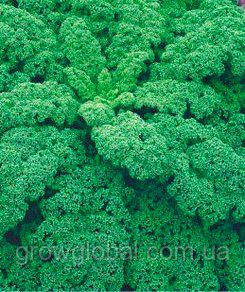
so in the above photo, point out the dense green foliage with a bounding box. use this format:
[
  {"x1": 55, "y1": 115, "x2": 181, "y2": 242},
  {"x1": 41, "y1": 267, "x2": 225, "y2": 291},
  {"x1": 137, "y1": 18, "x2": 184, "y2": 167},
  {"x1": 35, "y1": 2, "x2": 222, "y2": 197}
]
[{"x1": 0, "y1": 0, "x2": 244, "y2": 291}]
